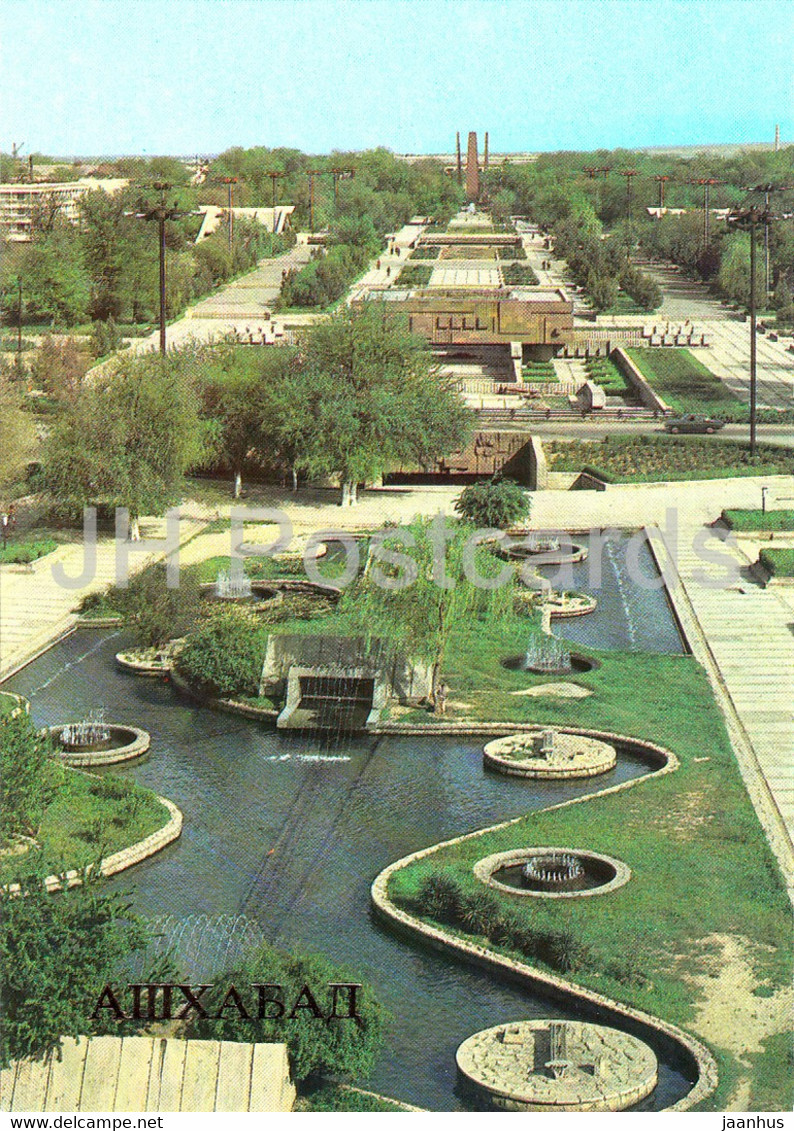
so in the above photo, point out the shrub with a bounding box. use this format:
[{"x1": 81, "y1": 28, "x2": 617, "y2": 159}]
[
  {"x1": 0, "y1": 713, "x2": 54, "y2": 841},
  {"x1": 454, "y1": 476, "x2": 531, "y2": 529},
  {"x1": 0, "y1": 539, "x2": 58, "y2": 565},
  {"x1": 175, "y1": 605, "x2": 270, "y2": 698},
  {"x1": 115, "y1": 562, "x2": 201, "y2": 649},
  {"x1": 759, "y1": 548, "x2": 794, "y2": 578},
  {"x1": 187, "y1": 942, "x2": 384, "y2": 1083},
  {"x1": 415, "y1": 874, "x2": 465, "y2": 922}
]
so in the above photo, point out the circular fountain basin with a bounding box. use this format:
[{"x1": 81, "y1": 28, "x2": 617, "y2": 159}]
[
  {"x1": 474, "y1": 846, "x2": 630, "y2": 899},
  {"x1": 484, "y1": 731, "x2": 616, "y2": 780},
  {"x1": 200, "y1": 581, "x2": 282, "y2": 608},
  {"x1": 49, "y1": 725, "x2": 150, "y2": 767},
  {"x1": 503, "y1": 653, "x2": 598, "y2": 675},
  {"x1": 456, "y1": 1019, "x2": 657, "y2": 1111},
  {"x1": 505, "y1": 541, "x2": 588, "y2": 565}
]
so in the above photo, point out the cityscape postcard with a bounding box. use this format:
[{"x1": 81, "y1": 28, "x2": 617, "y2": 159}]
[{"x1": 0, "y1": 0, "x2": 792, "y2": 1123}]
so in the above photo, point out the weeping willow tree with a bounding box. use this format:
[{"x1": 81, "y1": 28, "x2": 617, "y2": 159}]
[{"x1": 346, "y1": 515, "x2": 515, "y2": 710}]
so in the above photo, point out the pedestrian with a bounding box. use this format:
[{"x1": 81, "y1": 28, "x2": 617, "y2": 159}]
[
  {"x1": 1, "y1": 512, "x2": 8, "y2": 550},
  {"x1": 377, "y1": 259, "x2": 381, "y2": 270},
  {"x1": 386, "y1": 266, "x2": 391, "y2": 277},
  {"x1": 7, "y1": 503, "x2": 16, "y2": 531},
  {"x1": 395, "y1": 247, "x2": 400, "y2": 258}
]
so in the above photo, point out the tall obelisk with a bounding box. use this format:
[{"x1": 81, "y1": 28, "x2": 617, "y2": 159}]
[{"x1": 466, "y1": 131, "x2": 479, "y2": 200}]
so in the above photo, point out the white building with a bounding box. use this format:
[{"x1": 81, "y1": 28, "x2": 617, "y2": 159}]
[{"x1": 0, "y1": 177, "x2": 128, "y2": 241}]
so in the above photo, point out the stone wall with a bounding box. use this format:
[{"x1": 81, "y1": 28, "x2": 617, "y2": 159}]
[
  {"x1": 260, "y1": 634, "x2": 432, "y2": 704},
  {"x1": 612, "y1": 347, "x2": 670, "y2": 413}
]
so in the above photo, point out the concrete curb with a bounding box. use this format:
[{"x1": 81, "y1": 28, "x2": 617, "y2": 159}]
[{"x1": 370, "y1": 729, "x2": 719, "y2": 1111}]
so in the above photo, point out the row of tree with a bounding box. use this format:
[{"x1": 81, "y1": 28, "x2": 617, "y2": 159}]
[
  {"x1": 39, "y1": 305, "x2": 473, "y2": 536},
  {"x1": 482, "y1": 145, "x2": 794, "y2": 315}
]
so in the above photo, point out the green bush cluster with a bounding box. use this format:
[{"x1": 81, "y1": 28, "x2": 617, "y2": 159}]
[
  {"x1": 584, "y1": 357, "x2": 631, "y2": 396},
  {"x1": 619, "y1": 263, "x2": 662, "y2": 311},
  {"x1": 396, "y1": 264, "x2": 432, "y2": 287},
  {"x1": 175, "y1": 605, "x2": 270, "y2": 698},
  {"x1": 722, "y1": 508, "x2": 794, "y2": 532},
  {"x1": 759, "y1": 547, "x2": 794, "y2": 577},
  {"x1": 0, "y1": 713, "x2": 55, "y2": 842},
  {"x1": 0, "y1": 539, "x2": 58, "y2": 564},
  {"x1": 454, "y1": 476, "x2": 531, "y2": 529},
  {"x1": 497, "y1": 245, "x2": 527, "y2": 260},
  {"x1": 547, "y1": 436, "x2": 794, "y2": 482},
  {"x1": 502, "y1": 263, "x2": 539, "y2": 286},
  {"x1": 407, "y1": 245, "x2": 440, "y2": 260},
  {"x1": 410, "y1": 873, "x2": 590, "y2": 974}
]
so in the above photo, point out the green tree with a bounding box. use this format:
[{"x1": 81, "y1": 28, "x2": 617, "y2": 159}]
[
  {"x1": 0, "y1": 374, "x2": 37, "y2": 497},
  {"x1": 42, "y1": 354, "x2": 209, "y2": 539},
  {"x1": 175, "y1": 605, "x2": 270, "y2": 698},
  {"x1": 300, "y1": 305, "x2": 472, "y2": 504},
  {"x1": 352, "y1": 517, "x2": 511, "y2": 708},
  {"x1": 17, "y1": 225, "x2": 89, "y2": 326},
  {"x1": 454, "y1": 476, "x2": 531, "y2": 529},
  {"x1": 0, "y1": 712, "x2": 54, "y2": 842},
  {"x1": 115, "y1": 561, "x2": 201, "y2": 649},
  {"x1": 30, "y1": 335, "x2": 90, "y2": 401},
  {"x1": 0, "y1": 876, "x2": 162, "y2": 1065},
  {"x1": 187, "y1": 942, "x2": 384, "y2": 1084}
]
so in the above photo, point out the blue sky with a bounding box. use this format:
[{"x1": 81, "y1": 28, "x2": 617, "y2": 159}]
[{"x1": 3, "y1": 0, "x2": 792, "y2": 156}]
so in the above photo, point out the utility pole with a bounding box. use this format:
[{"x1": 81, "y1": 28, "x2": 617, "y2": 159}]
[
  {"x1": 727, "y1": 204, "x2": 776, "y2": 457},
  {"x1": 329, "y1": 166, "x2": 354, "y2": 208},
  {"x1": 745, "y1": 183, "x2": 792, "y2": 298},
  {"x1": 455, "y1": 132, "x2": 462, "y2": 185},
  {"x1": 654, "y1": 174, "x2": 672, "y2": 210},
  {"x1": 307, "y1": 169, "x2": 324, "y2": 233},
  {"x1": 689, "y1": 177, "x2": 723, "y2": 246},
  {"x1": 267, "y1": 170, "x2": 286, "y2": 207},
  {"x1": 619, "y1": 170, "x2": 639, "y2": 257}
]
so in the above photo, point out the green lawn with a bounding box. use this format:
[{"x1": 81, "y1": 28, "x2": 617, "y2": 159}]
[
  {"x1": 396, "y1": 264, "x2": 432, "y2": 287},
  {"x1": 385, "y1": 614, "x2": 793, "y2": 1110},
  {"x1": 0, "y1": 767, "x2": 170, "y2": 886},
  {"x1": 0, "y1": 692, "x2": 24, "y2": 717},
  {"x1": 723, "y1": 509, "x2": 794, "y2": 532},
  {"x1": 547, "y1": 436, "x2": 794, "y2": 482},
  {"x1": 759, "y1": 547, "x2": 794, "y2": 577},
  {"x1": 626, "y1": 348, "x2": 745, "y2": 418}
]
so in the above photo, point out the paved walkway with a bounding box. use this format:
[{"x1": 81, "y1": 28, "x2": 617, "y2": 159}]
[{"x1": 0, "y1": 510, "x2": 208, "y2": 681}]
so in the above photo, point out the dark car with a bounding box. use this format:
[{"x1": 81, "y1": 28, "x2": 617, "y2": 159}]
[{"x1": 664, "y1": 414, "x2": 726, "y2": 434}]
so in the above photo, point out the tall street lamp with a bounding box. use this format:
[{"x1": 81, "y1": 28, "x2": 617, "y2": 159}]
[
  {"x1": 214, "y1": 176, "x2": 238, "y2": 253},
  {"x1": 128, "y1": 182, "x2": 200, "y2": 355},
  {"x1": 727, "y1": 204, "x2": 772, "y2": 457}
]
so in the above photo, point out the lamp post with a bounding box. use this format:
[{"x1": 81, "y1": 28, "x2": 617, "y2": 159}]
[
  {"x1": 727, "y1": 204, "x2": 770, "y2": 457},
  {"x1": 214, "y1": 176, "x2": 237, "y2": 253},
  {"x1": 619, "y1": 170, "x2": 639, "y2": 259},
  {"x1": 745, "y1": 183, "x2": 792, "y2": 298},
  {"x1": 129, "y1": 182, "x2": 200, "y2": 355},
  {"x1": 654, "y1": 174, "x2": 672, "y2": 210}
]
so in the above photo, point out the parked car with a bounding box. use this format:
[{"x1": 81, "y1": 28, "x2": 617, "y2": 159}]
[{"x1": 664, "y1": 414, "x2": 726, "y2": 434}]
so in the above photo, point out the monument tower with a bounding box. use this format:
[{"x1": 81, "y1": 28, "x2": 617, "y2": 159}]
[{"x1": 466, "y1": 131, "x2": 479, "y2": 200}]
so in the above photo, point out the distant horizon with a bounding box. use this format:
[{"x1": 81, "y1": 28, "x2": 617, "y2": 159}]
[{"x1": 15, "y1": 136, "x2": 792, "y2": 165}]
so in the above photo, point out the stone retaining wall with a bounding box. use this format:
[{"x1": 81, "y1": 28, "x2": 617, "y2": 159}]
[
  {"x1": 612, "y1": 347, "x2": 670, "y2": 414},
  {"x1": 369, "y1": 726, "x2": 719, "y2": 1111},
  {"x1": 4, "y1": 797, "x2": 182, "y2": 896}
]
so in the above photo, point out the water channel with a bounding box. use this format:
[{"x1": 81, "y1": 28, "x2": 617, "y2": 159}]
[{"x1": 5, "y1": 605, "x2": 693, "y2": 1109}]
